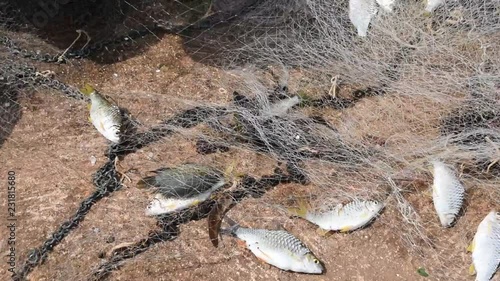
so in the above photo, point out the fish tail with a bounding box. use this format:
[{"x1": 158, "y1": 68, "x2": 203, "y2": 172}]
[
  {"x1": 287, "y1": 198, "x2": 310, "y2": 218},
  {"x1": 136, "y1": 176, "x2": 156, "y2": 189},
  {"x1": 208, "y1": 195, "x2": 235, "y2": 248},
  {"x1": 221, "y1": 216, "x2": 240, "y2": 235}
]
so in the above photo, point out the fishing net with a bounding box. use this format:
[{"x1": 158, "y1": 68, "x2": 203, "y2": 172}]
[{"x1": 1, "y1": 0, "x2": 499, "y2": 280}]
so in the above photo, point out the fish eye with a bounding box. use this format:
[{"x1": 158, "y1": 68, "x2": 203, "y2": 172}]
[{"x1": 313, "y1": 258, "x2": 320, "y2": 264}]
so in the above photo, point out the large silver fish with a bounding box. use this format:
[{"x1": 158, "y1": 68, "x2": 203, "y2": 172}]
[
  {"x1": 289, "y1": 199, "x2": 384, "y2": 234},
  {"x1": 222, "y1": 217, "x2": 324, "y2": 274},
  {"x1": 431, "y1": 160, "x2": 465, "y2": 227},
  {"x1": 467, "y1": 211, "x2": 500, "y2": 281}
]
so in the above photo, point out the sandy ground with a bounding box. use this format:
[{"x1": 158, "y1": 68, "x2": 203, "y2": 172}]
[{"x1": 1, "y1": 31, "x2": 499, "y2": 281}]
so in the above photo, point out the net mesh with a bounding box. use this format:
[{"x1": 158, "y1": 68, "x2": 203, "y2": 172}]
[{"x1": 1, "y1": 0, "x2": 499, "y2": 280}]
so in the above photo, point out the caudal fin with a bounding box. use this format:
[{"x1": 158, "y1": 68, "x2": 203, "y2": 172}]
[
  {"x1": 220, "y1": 216, "x2": 240, "y2": 236},
  {"x1": 208, "y1": 195, "x2": 236, "y2": 247}
]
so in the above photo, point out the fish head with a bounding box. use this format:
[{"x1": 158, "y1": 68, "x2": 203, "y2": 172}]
[
  {"x1": 145, "y1": 196, "x2": 175, "y2": 216},
  {"x1": 296, "y1": 253, "x2": 324, "y2": 274},
  {"x1": 80, "y1": 83, "x2": 96, "y2": 96},
  {"x1": 365, "y1": 200, "x2": 384, "y2": 214},
  {"x1": 438, "y1": 213, "x2": 456, "y2": 227}
]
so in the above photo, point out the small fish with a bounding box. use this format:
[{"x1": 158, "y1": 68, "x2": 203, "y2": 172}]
[
  {"x1": 288, "y1": 199, "x2": 384, "y2": 234},
  {"x1": 349, "y1": 0, "x2": 378, "y2": 37},
  {"x1": 138, "y1": 164, "x2": 226, "y2": 216},
  {"x1": 431, "y1": 160, "x2": 465, "y2": 227},
  {"x1": 467, "y1": 211, "x2": 500, "y2": 281},
  {"x1": 222, "y1": 217, "x2": 324, "y2": 274},
  {"x1": 80, "y1": 84, "x2": 122, "y2": 143}
]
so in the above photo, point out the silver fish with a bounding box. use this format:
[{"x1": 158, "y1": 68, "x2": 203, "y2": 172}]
[
  {"x1": 468, "y1": 211, "x2": 500, "y2": 281},
  {"x1": 349, "y1": 0, "x2": 378, "y2": 37},
  {"x1": 289, "y1": 199, "x2": 384, "y2": 234},
  {"x1": 81, "y1": 84, "x2": 122, "y2": 143},
  {"x1": 138, "y1": 164, "x2": 225, "y2": 216},
  {"x1": 223, "y1": 217, "x2": 324, "y2": 274},
  {"x1": 431, "y1": 160, "x2": 465, "y2": 227}
]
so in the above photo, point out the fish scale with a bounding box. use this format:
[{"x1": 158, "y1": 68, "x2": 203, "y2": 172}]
[
  {"x1": 470, "y1": 211, "x2": 500, "y2": 281},
  {"x1": 81, "y1": 84, "x2": 122, "y2": 143},
  {"x1": 238, "y1": 229, "x2": 310, "y2": 256},
  {"x1": 349, "y1": 0, "x2": 378, "y2": 37},
  {"x1": 290, "y1": 199, "x2": 384, "y2": 232},
  {"x1": 225, "y1": 220, "x2": 324, "y2": 274},
  {"x1": 432, "y1": 161, "x2": 465, "y2": 227}
]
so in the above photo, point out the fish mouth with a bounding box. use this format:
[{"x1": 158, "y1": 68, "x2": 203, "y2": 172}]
[{"x1": 439, "y1": 213, "x2": 457, "y2": 227}]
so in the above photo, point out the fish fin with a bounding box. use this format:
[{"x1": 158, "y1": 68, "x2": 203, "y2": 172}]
[
  {"x1": 287, "y1": 198, "x2": 310, "y2": 218},
  {"x1": 136, "y1": 176, "x2": 156, "y2": 189},
  {"x1": 208, "y1": 198, "x2": 227, "y2": 247},
  {"x1": 255, "y1": 247, "x2": 272, "y2": 263},
  {"x1": 209, "y1": 195, "x2": 237, "y2": 247},
  {"x1": 236, "y1": 240, "x2": 247, "y2": 249},
  {"x1": 88, "y1": 116, "x2": 92, "y2": 122},
  {"x1": 466, "y1": 240, "x2": 475, "y2": 252},
  {"x1": 87, "y1": 103, "x2": 91, "y2": 110},
  {"x1": 256, "y1": 256, "x2": 270, "y2": 265},
  {"x1": 147, "y1": 167, "x2": 171, "y2": 175},
  {"x1": 340, "y1": 226, "x2": 352, "y2": 233},
  {"x1": 468, "y1": 264, "x2": 476, "y2": 275},
  {"x1": 189, "y1": 199, "x2": 201, "y2": 207},
  {"x1": 221, "y1": 216, "x2": 241, "y2": 235},
  {"x1": 99, "y1": 121, "x2": 105, "y2": 131},
  {"x1": 316, "y1": 227, "x2": 332, "y2": 237}
]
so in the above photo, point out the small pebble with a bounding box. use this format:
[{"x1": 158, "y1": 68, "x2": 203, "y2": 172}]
[
  {"x1": 90, "y1": 155, "x2": 97, "y2": 166},
  {"x1": 105, "y1": 236, "x2": 115, "y2": 243}
]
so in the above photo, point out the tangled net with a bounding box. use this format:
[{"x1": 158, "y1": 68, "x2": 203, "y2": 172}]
[{"x1": 1, "y1": 0, "x2": 499, "y2": 280}]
